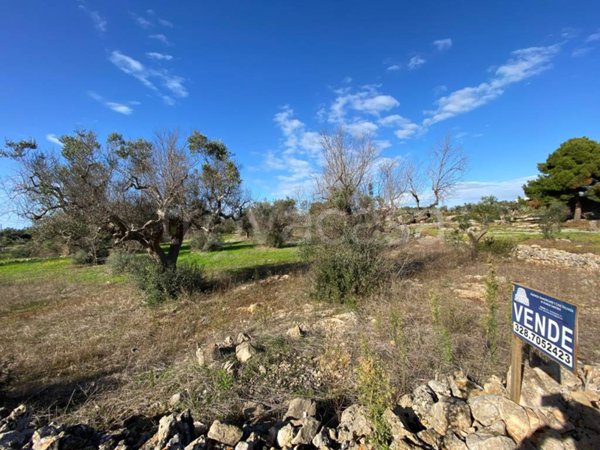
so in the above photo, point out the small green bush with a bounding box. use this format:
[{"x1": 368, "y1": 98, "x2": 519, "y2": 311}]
[
  {"x1": 478, "y1": 236, "x2": 517, "y2": 257},
  {"x1": 107, "y1": 249, "x2": 145, "y2": 275},
  {"x1": 130, "y1": 262, "x2": 205, "y2": 304},
  {"x1": 251, "y1": 199, "x2": 296, "y2": 248},
  {"x1": 539, "y1": 202, "x2": 570, "y2": 239},
  {"x1": 109, "y1": 250, "x2": 204, "y2": 304},
  {"x1": 304, "y1": 229, "x2": 386, "y2": 305},
  {"x1": 72, "y1": 245, "x2": 110, "y2": 265},
  {"x1": 190, "y1": 232, "x2": 222, "y2": 252}
]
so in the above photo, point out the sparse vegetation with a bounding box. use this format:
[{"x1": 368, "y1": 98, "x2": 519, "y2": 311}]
[{"x1": 538, "y1": 201, "x2": 570, "y2": 239}]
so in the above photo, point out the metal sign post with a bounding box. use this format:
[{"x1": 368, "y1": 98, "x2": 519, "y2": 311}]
[{"x1": 509, "y1": 283, "x2": 578, "y2": 403}]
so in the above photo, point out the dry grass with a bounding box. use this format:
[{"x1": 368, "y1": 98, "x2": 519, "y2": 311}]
[{"x1": 1, "y1": 236, "x2": 599, "y2": 430}]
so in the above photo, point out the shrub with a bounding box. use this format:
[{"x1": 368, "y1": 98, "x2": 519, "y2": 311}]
[
  {"x1": 539, "y1": 202, "x2": 570, "y2": 239},
  {"x1": 107, "y1": 249, "x2": 145, "y2": 275},
  {"x1": 478, "y1": 236, "x2": 517, "y2": 257},
  {"x1": 190, "y1": 232, "x2": 222, "y2": 252},
  {"x1": 71, "y1": 244, "x2": 110, "y2": 265},
  {"x1": 251, "y1": 199, "x2": 296, "y2": 248},
  {"x1": 304, "y1": 226, "x2": 386, "y2": 305},
  {"x1": 109, "y1": 250, "x2": 205, "y2": 304},
  {"x1": 130, "y1": 262, "x2": 205, "y2": 304}
]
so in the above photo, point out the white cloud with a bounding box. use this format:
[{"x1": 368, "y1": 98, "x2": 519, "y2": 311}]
[
  {"x1": 424, "y1": 44, "x2": 560, "y2": 126},
  {"x1": 146, "y1": 52, "x2": 173, "y2": 61},
  {"x1": 378, "y1": 114, "x2": 420, "y2": 140},
  {"x1": 378, "y1": 114, "x2": 406, "y2": 127},
  {"x1": 346, "y1": 120, "x2": 378, "y2": 137},
  {"x1": 110, "y1": 50, "x2": 155, "y2": 90},
  {"x1": 408, "y1": 55, "x2": 426, "y2": 70},
  {"x1": 46, "y1": 134, "x2": 62, "y2": 146},
  {"x1": 274, "y1": 106, "x2": 322, "y2": 156},
  {"x1": 88, "y1": 91, "x2": 134, "y2": 115},
  {"x1": 78, "y1": 2, "x2": 107, "y2": 32},
  {"x1": 149, "y1": 33, "x2": 171, "y2": 45},
  {"x1": 106, "y1": 102, "x2": 133, "y2": 115},
  {"x1": 328, "y1": 87, "x2": 400, "y2": 122},
  {"x1": 159, "y1": 19, "x2": 174, "y2": 28},
  {"x1": 433, "y1": 38, "x2": 453, "y2": 51},
  {"x1": 394, "y1": 122, "x2": 421, "y2": 140},
  {"x1": 109, "y1": 50, "x2": 188, "y2": 102},
  {"x1": 572, "y1": 47, "x2": 593, "y2": 57},
  {"x1": 585, "y1": 30, "x2": 600, "y2": 43},
  {"x1": 386, "y1": 64, "x2": 401, "y2": 71},
  {"x1": 132, "y1": 13, "x2": 152, "y2": 28},
  {"x1": 374, "y1": 139, "x2": 392, "y2": 150}
]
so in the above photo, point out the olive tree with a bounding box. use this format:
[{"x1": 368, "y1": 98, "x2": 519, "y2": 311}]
[{"x1": 2, "y1": 129, "x2": 245, "y2": 269}]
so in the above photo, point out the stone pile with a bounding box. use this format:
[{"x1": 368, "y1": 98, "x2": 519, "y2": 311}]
[
  {"x1": 2, "y1": 359, "x2": 600, "y2": 450},
  {"x1": 514, "y1": 244, "x2": 600, "y2": 271}
]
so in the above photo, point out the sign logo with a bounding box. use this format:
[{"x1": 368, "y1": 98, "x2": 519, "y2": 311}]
[{"x1": 512, "y1": 284, "x2": 577, "y2": 372}]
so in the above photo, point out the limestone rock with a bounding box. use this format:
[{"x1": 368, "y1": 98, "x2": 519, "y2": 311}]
[
  {"x1": 207, "y1": 421, "x2": 243, "y2": 447},
  {"x1": 196, "y1": 343, "x2": 221, "y2": 368},
  {"x1": 428, "y1": 379, "x2": 451, "y2": 397},
  {"x1": 235, "y1": 341, "x2": 257, "y2": 363},
  {"x1": 337, "y1": 405, "x2": 373, "y2": 442},
  {"x1": 465, "y1": 430, "x2": 516, "y2": 450},
  {"x1": 276, "y1": 424, "x2": 295, "y2": 448},
  {"x1": 184, "y1": 435, "x2": 206, "y2": 450},
  {"x1": 427, "y1": 396, "x2": 472, "y2": 436},
  {"x1": 312, "y1": 427, "x2": 333, "y2": 450},
  {"x1": 412, "y1": 384, "x2": 437, "y2": 422},
  {"x1": 286, "y1": 325, "x2": 305, "y2": 340},
  {"x1": 236, "y1": 333, "x2": 251, "y2": 345},
  {"x1": 291, "y1": 418, "x2": 320, "y2": 445},
  {"x1": 284, "y1": 398, "x2": 316, "y2": 420},
  {"x1": 469, "y1": 394, "x2": 531, "y2": 444},
  {"x1": 443, "y1": 431, "x2": 468, "y2": 450}
]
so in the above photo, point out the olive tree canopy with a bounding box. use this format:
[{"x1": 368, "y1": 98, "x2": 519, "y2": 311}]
[{"x1": 2, "y1": 129, "x2": 246, "y2": 268}]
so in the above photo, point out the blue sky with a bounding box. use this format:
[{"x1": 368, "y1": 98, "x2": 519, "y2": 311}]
[{"x1": 1, "y1": 1, "x2": 600, "y2": 227}]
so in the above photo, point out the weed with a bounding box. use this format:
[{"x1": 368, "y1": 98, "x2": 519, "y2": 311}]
[
  {"x1": 356, "y1": 342, "x2": 392, "y2": 450},
  {"x1": 213, "y1": 368, "x2": 235, "y2": 392},
  {"x1": 484, "y1": 262, "x2": 499, "y2": 361},
  {"x1": 429, "y1": 289, "x2": 453, "y2": 366},
  {"x1": 388, "y1": 310, "x2": 407, "y2": 389}
]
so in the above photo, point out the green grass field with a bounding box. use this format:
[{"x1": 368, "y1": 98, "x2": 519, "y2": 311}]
[{"x1": 0, "y1": 239, "x2": 301, "y2": 285}]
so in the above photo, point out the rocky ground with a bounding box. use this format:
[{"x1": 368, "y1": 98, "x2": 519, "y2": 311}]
[
  {"x1": 2, "y1": 350, "x2": 599, "y2": 450},
  {"x1": 514, "y1": 245, "x2": 600, "y2": 271}
]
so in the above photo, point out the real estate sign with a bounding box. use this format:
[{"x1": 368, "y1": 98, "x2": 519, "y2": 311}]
[{"x1": 512, "y1": 283, "x2": 577, "y2": 372}]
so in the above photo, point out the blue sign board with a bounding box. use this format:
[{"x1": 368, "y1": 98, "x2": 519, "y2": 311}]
[{"x1": 512, "y1": 284, "x2": 577, "y2": 372}]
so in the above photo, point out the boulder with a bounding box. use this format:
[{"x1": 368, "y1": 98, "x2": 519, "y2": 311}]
[
  {"x1": 427, "y1": 396, "x2": 472, "y2": 436},
  {"x1": 469, "y1": 394, "x2": 531, "y2": 443},
  {"x1": 284, "y1": 398, "x2": 316, "y2": 420},
  {"x1": 465, "y1": 430, "x2": 516, "y2": 450},
  {"x1": 337, "y1": 405, "x2": 373, "y2": 442},
  {"x1": 276, "y1": 424, "x2": 295, "y2": 448},
  {"x1": 411, "y1": 384, "x2": 437, "y2": 422},
  {"x1": 291, "y1": 418, "x2": 320, "y2": 445},
  {"x1": 207, "y1": 421, "x2": 243, "y2": 447}
]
